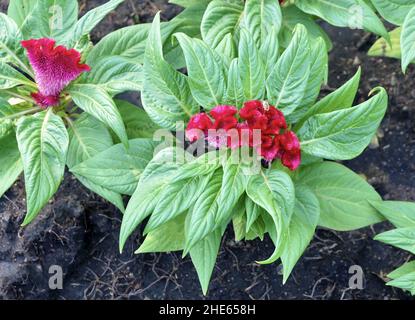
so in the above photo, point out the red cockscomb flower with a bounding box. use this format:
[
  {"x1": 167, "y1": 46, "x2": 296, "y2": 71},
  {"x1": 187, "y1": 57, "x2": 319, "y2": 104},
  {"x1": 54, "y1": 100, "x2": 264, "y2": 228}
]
[
  {"x1": 279, "y1": 131, "x2": 301, "y2": 171},
  {"x1": 186, "y1": 113, "x2": 214, "y2": 142},
  {"x1": 240, "y1": 100, "x2": 287, "y2": 134},
  {"x1": 185, "y1": 101, "x2": 302, "y2": 170},
  {"x1": 21, "y1": 38, "x2": 90, "y2": 108}
]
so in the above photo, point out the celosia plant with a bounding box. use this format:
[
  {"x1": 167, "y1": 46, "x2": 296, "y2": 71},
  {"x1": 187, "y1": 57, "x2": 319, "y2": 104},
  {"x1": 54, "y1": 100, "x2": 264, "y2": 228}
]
[
  {"x1": 115, "y1": 13, "x2": 393, "y2": 295},
  {"x1": 0, "y1": 0, "x2": 198, "y2": 224}
]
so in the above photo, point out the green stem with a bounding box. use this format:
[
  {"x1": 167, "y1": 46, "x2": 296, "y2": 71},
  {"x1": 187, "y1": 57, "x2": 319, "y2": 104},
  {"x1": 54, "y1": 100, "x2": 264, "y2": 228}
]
[
  {"x1": 3, "y1": 107, "x2": 42, "y2": 120},
  {"x1": 3, "y1": 89, "x2": 34, "y2": 103}
]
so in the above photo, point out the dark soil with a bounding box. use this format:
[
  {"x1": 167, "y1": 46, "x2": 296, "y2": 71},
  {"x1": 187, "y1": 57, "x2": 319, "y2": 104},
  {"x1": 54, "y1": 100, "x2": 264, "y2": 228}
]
[{"x1": 1, "y1": 0, "x2": 414, "y2": 300}]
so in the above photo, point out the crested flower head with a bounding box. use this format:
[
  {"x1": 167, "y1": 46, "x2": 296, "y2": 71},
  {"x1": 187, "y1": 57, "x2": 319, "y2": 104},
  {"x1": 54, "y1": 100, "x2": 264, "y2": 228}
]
[
  {"x1": 185, "y1": 100, "x2": 301, "y2": 171},
  {"x1": 21, "y1": 38, "x2": 90, "y2": 108}
]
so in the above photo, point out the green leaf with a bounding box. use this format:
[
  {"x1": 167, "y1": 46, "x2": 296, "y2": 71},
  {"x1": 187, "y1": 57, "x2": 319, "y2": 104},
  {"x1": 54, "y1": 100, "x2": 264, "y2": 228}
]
[
  {"x1": 245, "y1": 196, "x2": 262, "y2": 233},
  {"x1": 16, "y1": 109, "x2": 69, "y2": 225},
  {"x1": 119, "y1": 148, "x2": 184, "y2": 252},
  {"x1": 401, "y1": 7, "x2": 415, "y2": 73},
  {"x1": 24, "y1": 0, "x2": 78, "y2": 41},
  {"x1": 65, "y1": 0, "x2": 125, "y2": 46},
  {"x1": 66, "y1": 113, "x2": 125, "y2": 212},
  {"x1": 115, "y1": 100, "x2": 161, "y2": 139},
  {"x1": 279, "y1": 5, "x2": 332, "y2": 50},
  {"x1": 175, "y1": 32, "x2": 226, "y2": 110},
  {"x1": 144, "y1": 174, "x2": 211, "y2": 234},
  {"x1": 67, "y1": 84, "x2": 128, "y2": 147},
  {"x1": 71, "y1": 139, "x2": 158, "y2": 196},
  {"x1": 0, "y1": 62, "x2": 33, "y2": 89},
  {"x1": 287, "y1": 37, "x2": 328, "y2": 123},
  {"x1": 200, "y1": 0, "x2": 244, "y2": 49},
  {"x1": 142, "y1": 15, "x2": 198, "y2": 130},
  {"x1": 295, "y1": 0, "x2": 389, "y2": 41},
  {"x1": 7, "y1": 0, "x2": 38, "y2": 27},
  {"x1": 190, "y1": 228, "x2": 222, "y2": 295},
  {"x1": 295, "y1": 161, "x2": 383, "y2": 231},
  {"x1": 281, "y1": 185, "x2": 320, "y2": 283},
  {"x1": 388, "y1": 261, "x2": 415, "y2": 280},
  {"x1": 246, "y1": 170, "x2": 295, "y2": 264},
  {"x1": 368, "y1": 27, "x2": 402, "y2": 60},
  {"x1": 171, "y1": 150, "x2": 223, "y2": 183},
  {"x1": 298, "y1": 87, "x2": 387, "y2": 160},
  {"x1": 137, "y1": 213, "x2": 186, "y2": 254},
  {"x1": 387, "y1": 271, "x2": 415, "y2": 295},
  {"x1": 0, "y1": 131, "x2": 23, "y2": 198},
  {"x1": 266, "y1": 24, "x2": 311, "y2": 116},
  {"x1": 259, "y1": 26, "x2": 279, "y2": 78},
  {"x1": 216, "y1": 151, "x2": 246, "y2": 226},
  {"x1": 242, "y1": 0, "x2": 282, "y2": 48},
  {"x1": 224, "y1": 58, "x2": 244, "y2": 108},
  {"x1": 215, "y1": 33, "x2": 236, "y2": 64},
  {"x1": 184, "y1": 169, "x2": 223, "y2": 253},
  {"x1": 0, "y1": 12, "x2": 23, "y2": 59},
  {"x1": 371, "y1": 0, "x2": 415, "y2": 25},
  {"x1": 297, "y1": 68, "x2": 361, "y2": 128},
  {"x1": 370, "y1": 201, "x2": 415, "y2": 228},
  {"x1": 238, "y1": 28, "x2": 266, "y2": 100},
  {"x1": 84, "y1": 56, "x2": 143, "y2": 96},
  {"x1": 233, "y1": 195, "x2": 247, "y2": 241},
  {"x1": 375, "y1": 227, "x2": 415, "y2": 255}
]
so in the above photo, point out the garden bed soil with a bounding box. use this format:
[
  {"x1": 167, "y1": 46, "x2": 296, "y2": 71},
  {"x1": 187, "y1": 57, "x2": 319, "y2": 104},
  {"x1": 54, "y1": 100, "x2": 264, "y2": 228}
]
[{"x1": 0, "y1": 0, "x2": 414, "y2": 300}]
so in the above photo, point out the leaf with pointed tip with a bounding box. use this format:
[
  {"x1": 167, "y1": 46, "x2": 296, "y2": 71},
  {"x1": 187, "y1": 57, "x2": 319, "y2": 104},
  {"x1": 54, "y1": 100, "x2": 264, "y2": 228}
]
[
  {"x1": 375, "y1": 227, "x2": 415, "y2": 255},
  {"x1": 175, "y1": 32, "x2": 226, "y2": 110},
  {"x1": 190, "y1": 229, "x2": 222, "y2": 295},
  {"x1": 246, "y1": 170, "x2": 295, "y2": 264},
  {"x1": 370, "y1": 200, "x2": 415, "y2": 229},
  {"x1": 184, "y1": 169, "x2": 223, "y2": 253},
  {"x1": 298, "y1": 88, "x2": 387, "y2": 160},
  {"x1": 281, "y1": 185, "x2": 320, "y2": 283},
  {"x1": 16, "y1": 109, "x2": 69, "y2": 225},
  {"x1": 242, "y1": 0, "x2": 282, "y2": 48},
  {"x1": 238, "y1": 28, "x2": 266, "y2": 101},
  {"x1": 200, "y1": 0, "x2": 244, "y2": 49},
  {"x1": 119, "y1": 148, "x2": 185, "y2": 252},
  {"x1": 67, "y1": 84, "x2": 128, "y2": 147},
  {"x1": 266, "y1": 24, "x2": 311, "y2": 116},
  {"x1": 142, "y1": 15, "x2": 198, "y2": 130}
]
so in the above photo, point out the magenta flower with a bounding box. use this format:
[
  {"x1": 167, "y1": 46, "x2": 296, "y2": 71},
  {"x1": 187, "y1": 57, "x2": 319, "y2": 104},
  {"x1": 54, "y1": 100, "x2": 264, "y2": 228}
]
[{"x1": 21, "y1": 38, "x2": 91, "y2": 108}]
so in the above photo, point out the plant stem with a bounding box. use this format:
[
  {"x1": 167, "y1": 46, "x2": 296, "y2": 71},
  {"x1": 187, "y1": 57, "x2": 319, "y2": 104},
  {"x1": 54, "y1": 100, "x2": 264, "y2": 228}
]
[
  {"x1": 3, "y1": 89, "x2": 34, "y2": 103},
  {"x1": 3, "y1": 107, "x2": 42, "y2": 120}
]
